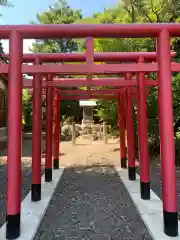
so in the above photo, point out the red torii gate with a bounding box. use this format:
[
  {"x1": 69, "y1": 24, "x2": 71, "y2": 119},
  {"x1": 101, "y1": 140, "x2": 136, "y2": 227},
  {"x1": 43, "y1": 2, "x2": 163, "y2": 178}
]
[
  {"x1": 18, "y1": 50, "x2": 158, "y2": 198},
  {"x1": 4, "y1": 49, "x2": 159, "y2": 187},
  {"x1": 21, "y1": 48, "x2": 171, "y2": 233},
  {"x1": 27, "y1": 87, "x2": 150, "y2": 96},
  {"x1": 2, "y1": 51, "x2": 175, "y2": 63},
  {"x1": 0, "y1": 24, "x2": 179, "y2": 239},
  {"x1": 23, "y1": 71, "x2": 156, "y2": 205},
  {"x1": 23, "y1": 77, "x2": 158, "y2": 87}
]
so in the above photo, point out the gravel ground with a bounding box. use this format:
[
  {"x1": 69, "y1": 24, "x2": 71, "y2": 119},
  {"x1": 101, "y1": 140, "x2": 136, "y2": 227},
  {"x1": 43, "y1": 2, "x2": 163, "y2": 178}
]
[
  {"x1": 34, "y1": 166, "x2": 152, "y2": 240},
  {"x1": 1, "y1": 137, "x2": 176, "y2": 239},
  {"x1": 0, "y1": 138, "x2": 45, "y2": 228},
  {"x1": 138, "y1": 159, "x2": 180, "y2": 214}
]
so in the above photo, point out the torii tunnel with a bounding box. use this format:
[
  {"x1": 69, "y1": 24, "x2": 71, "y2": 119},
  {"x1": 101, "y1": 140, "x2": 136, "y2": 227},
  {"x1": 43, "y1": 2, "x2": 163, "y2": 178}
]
[{"x1": 0, "y1": 24, "x2": 179, "y2": 239}]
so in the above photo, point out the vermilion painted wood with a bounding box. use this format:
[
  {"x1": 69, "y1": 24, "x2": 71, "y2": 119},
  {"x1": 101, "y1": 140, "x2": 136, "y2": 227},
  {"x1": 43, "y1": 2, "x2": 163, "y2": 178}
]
[
  {"x1": 86, "y1": 37, "x2": 94, "y2": 87},
  {"x1": 125, "y1": 73, "x2": 135, "y2": 168},
  {"x1": 53, "y1": 88, "x2": 60, "y2": 167},
  {"x1": 27, "y1": 94, "x2": 139, "y2": 100},
  {"x1": 45, "y1": 75, "x2": 53, "y2": 180},
  {"x1": 23, "y1": 79, "x2": 158, "y2": 88},
  {"x1": 5, "y1": 23, "x2": 179, "y2": 238},
  {"x1": 158, "y1": 29, "x2": 177, "y2": 213},
  {"x1": 57, "y1": 89, "x2": 149, "y2": 95},
  {"x1": 6, "y1": 31, "x2": 23, "y2": 240},
  {"x1": 60, "y1": 95, "x2": 117, "y2": 100},
  {"x1": 7, "y1": 31, "x2": 22, "y2": 217},
  {"x1": 32, "y1": 69, "x2": 42, "y2": 187},
  {"x1": 0, "y1": 24, "x2": 180, "y2": 38},
  {"x1": 27, "y1": 87, "x2": 151, "y2": 97},
  {"x1": 1, "y1": 62, "x2": 180, "y2": 74},
  {"x1": 118, "y1": 94, "x2": 126, "y2": 167},
  {"x1": 21, "y1": 63, "x2": 158, "y2": 74},
  {"x1": 137, "y1": 57, "x2": 150, "y2": 186},
  {"x1": 2, "y1": 52, "x2": 176, "y2": 63}
]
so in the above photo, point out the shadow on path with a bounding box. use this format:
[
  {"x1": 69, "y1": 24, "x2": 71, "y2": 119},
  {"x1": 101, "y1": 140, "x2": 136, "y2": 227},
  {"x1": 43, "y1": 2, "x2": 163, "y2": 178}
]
[{"x1": 141, "y1": 159, "x2": 180, "y2": 218}]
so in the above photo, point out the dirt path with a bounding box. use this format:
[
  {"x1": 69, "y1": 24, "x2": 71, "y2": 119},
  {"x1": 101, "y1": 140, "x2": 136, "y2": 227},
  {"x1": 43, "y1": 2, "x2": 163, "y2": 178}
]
[{"x1": 59, "y1": 138, "x2": 121, "y2": 167}]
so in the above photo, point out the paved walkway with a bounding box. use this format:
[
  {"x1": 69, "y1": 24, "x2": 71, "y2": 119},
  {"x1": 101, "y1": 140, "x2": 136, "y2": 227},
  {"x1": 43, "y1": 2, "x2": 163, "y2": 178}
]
[
  {"x1": 34, "y1": 166, "x2": 152, "y2": 240},
  {"x1": 0, "y1": 137, "x2": 177, "y2": 239},
  {"x1": 31, "y1": 139, "x2": 152, "y2": 240}
]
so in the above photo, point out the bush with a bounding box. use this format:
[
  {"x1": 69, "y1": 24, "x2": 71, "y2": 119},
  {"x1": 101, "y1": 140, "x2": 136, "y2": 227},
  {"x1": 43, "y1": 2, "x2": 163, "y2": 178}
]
[
  {"x1": 61, "y1": 124, "x2": 80, "y2": 141},
  {"x1": 22, "y1": 89, "x2": 32, "y2": 125},
  {"x1": 175, "y1": 130, "x2": 180, "y2": 166}
]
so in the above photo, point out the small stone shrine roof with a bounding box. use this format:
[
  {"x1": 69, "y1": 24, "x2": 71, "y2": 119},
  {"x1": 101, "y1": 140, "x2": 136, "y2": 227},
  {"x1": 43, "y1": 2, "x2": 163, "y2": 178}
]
[{"x1": 79, "y1": 100, "x2": 97, "y2": 107}]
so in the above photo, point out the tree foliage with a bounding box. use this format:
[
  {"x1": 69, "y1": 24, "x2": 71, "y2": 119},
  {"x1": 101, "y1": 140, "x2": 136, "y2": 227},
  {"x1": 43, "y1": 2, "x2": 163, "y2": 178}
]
[
  {"x1": 0, "y1": 0, "x2": 14, "y2": 22},
  {"x1": 0, "y1": 0, "x2": 13, "y2": 9},
  {"x1": 31, "y1": 0, "x2": 82, "y2": 53},
  {"x1": 76, "y1": 0, "x2": 180, "y2": 153},
  {"x1": 0, "y1": 0, "x2": 14, "y2": 85},
  {"x1": 27, "y1": 0, "x2": 180, "y2": 156},
  {"x1": 22, "y1": 89, "x2": 32, "y2": 125},
  {"x1": 0, "y1": 0, "x2": 14, "y2": 50},
  {"x1": 30, "y1": 0, "x2": 83, "y2": 120}
]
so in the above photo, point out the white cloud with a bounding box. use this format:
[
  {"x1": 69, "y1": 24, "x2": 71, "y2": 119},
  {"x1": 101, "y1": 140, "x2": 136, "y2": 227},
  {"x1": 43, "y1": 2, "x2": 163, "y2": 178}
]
[{"x1": 1, "y1": 39, "x2": 35, "y2": 53}]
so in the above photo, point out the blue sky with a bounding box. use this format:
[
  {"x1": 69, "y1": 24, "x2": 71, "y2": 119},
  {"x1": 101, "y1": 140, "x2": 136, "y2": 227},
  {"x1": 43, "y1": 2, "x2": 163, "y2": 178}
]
[
  {"x1": 0, "y1": 0, "x2": 117, "y2": 25},
  {"x1": 0, "y1": 0, "x2": 117, "y2": 53}
]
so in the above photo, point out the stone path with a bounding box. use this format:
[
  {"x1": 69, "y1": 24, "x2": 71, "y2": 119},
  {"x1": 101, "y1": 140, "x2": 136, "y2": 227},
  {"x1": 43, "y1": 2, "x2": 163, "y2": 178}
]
[
  {"x1": 34, "y1": 166, "x2": 152, "y2": 240},
  {"x1": 0, "y1": 137, "x2": 176, "y2": 239},
  {"x1": 31, "y1": 139, "x2": 152, "y2": 240}
]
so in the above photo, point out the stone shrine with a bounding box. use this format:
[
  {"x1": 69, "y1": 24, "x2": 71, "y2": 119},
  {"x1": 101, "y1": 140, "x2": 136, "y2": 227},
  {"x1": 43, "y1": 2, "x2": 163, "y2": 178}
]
[{"x1": 79, "y1": 100, "x2": 97, "y2": 127}]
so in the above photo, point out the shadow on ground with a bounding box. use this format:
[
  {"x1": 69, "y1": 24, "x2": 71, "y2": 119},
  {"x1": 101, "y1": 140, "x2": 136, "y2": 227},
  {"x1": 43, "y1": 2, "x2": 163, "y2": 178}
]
[
  {"x1": 111, "y1": 147, "x2": 120, "y2": 152},
  {"x1": 0, "y1": 138, "x2": 45, "y2": 228},
  {"x1": 75, "y1": 143, "x2": 90, "y2": 146},
  {"x1": 34, "y1": 165, "x2": 152, "y2": 240},
  {"x1": 0, "y1": 163, "x2": 45, "y2": 228},
  {"x1": 0, "y1": 138, "x2": 46, "y2": 158},
  {"x1": 139, "y1": 159, "x2": 180, "y2": 219}
]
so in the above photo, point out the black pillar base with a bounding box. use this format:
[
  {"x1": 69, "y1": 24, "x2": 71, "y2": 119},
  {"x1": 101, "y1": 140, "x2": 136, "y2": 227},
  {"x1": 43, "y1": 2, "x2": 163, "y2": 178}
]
[
  {"x1": 45, "y1": 168, "x2": 52, "y2": 182},
  {"x1": 6, "y1": 213, "x2": 20, "y2": 239},
  {"x1": 164, "y1": 210, "x2": 178, "y2": 237},
  {"x1": 128, "y1": 166, "x2": 136, "y2": 181},
  {"x1": 53, "y1": 159, "x2": 59, "y2": 169},
  {"x1": 121, "y1": 157, "x2": 127, "y2": 168},
  {"x1": 140, "y1": 181, "x2": 150, "y2": 200},
  {"x1": 31, "y1": 184, "x2": 41, "y2": 202}
]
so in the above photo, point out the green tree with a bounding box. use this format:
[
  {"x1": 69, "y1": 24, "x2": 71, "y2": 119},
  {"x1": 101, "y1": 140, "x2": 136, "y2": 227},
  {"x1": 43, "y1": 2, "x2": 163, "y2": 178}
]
[
  {"x1": 0, "y1": 0, "x2": 13, "y2": 10},
  {"x1": 120, "y1": 0, "x2": 180, "y2": 23},
  {"x1": 76, "y1": 0, "x2": 180, "y2": 155},
  {"x1": 27, "y1": 0, "x2": 180, "y2": 158},
  {"x1": 0, "y1": 0, "x2": 14, "y2": 84},
  {"x1": 22, "y1": 89, "x2": 32, "y2": 125},
  {"x1": 0, "y1": 0, "x2": 14, "y2": 52},
  {"x1": 31, "y1": 0, "x2": 82, "y2": 53},
  {"x1": 30, "y1": 0, "x2": 83, "y2": 121}
]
